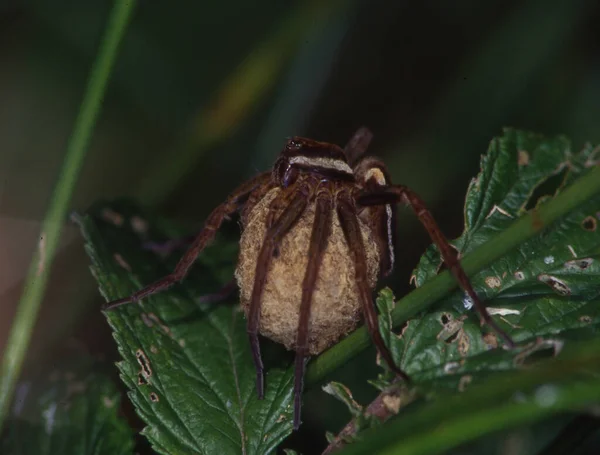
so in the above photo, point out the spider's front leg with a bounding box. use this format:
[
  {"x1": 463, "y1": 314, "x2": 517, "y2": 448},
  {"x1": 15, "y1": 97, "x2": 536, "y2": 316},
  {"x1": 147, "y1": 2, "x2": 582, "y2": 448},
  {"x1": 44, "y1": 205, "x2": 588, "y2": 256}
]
[
  {"x1": 293, "y1": 188, "x2": 334, "y2": 429},
  {"x1": 344, "y1": 126, "x2": 373, "y2": 166},
  {"x1": 247, "y1": 184, "x2": 310, "y2": 400},
  {"x1": 103, "y1": 171, "x2": 271, "y2": 310},
  {"x1": 358, "y1": 185, "x2": 515, "y2": 348},
  {"x1": 337, "y1": 192, "x2": 411, "y2": 382}
]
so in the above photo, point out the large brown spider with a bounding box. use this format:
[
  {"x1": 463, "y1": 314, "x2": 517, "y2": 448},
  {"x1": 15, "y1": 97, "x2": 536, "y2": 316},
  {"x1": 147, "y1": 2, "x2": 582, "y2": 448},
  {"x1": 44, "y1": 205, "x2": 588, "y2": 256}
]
[{"x1": 105, "y1": 128, "x2": 514, "y2": 429}]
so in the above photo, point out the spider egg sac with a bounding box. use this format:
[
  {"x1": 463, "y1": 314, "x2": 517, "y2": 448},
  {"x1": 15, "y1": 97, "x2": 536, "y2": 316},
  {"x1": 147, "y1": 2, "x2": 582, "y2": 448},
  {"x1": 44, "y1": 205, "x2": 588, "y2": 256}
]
[{"x1": 235, "y1": 188, "x2": 380, "y2": 355}]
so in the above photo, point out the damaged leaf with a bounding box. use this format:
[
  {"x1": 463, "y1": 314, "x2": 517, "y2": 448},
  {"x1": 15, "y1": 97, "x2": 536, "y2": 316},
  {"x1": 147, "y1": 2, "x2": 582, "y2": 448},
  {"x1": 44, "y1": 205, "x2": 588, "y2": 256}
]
[
  {"x1": 77, "y1": 202, "x2": 294, "y2": 455},
  {"x1": 400, "y1": 129, "x2": 600, "y2": 382},
  {"x1": 341, "y1": 336, "x2": 600, "y2": 455},
  {"x1": 344, "y1": 129, "x2": 600, "y2": 454}
]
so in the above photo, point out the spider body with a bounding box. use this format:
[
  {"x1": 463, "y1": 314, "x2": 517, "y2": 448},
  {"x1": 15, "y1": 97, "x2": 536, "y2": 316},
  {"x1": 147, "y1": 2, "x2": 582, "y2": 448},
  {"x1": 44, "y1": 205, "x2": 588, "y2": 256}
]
[
  {"x1": 104, "y1": 128, "x2": 514, "y2": 430},
  {"x1": 236, "y1": 167, "x2": 381, "y2": 355}
]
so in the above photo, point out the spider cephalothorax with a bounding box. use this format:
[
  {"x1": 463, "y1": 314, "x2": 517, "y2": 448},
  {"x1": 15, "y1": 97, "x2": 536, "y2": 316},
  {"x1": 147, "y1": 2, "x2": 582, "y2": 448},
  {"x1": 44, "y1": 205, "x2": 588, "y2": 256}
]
[{"x1": 105, "y1": 128, "x2": 514, "y2": 429}]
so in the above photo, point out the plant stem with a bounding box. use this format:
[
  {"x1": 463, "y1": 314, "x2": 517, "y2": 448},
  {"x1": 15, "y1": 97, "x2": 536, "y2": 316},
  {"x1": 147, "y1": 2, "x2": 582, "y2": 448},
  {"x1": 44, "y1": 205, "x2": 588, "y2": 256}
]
[
  {"x1": 306, "y1": 164, "x2": 600, "y2": 386},
  {"x1": 0, "y1": 0, "x2": 136, "y2": 427}
]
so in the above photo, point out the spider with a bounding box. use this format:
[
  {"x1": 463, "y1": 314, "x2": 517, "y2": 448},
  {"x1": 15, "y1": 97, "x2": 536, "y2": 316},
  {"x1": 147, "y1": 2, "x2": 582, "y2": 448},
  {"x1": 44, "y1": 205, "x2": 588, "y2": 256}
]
[{"x1": 104, "y1": 127, "x2": 514, "y2": 429}]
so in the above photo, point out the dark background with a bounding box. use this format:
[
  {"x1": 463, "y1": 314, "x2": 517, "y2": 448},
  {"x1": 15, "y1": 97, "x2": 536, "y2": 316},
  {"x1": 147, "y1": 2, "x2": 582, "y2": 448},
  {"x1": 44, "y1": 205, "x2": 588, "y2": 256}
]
[{"x1": 1, "y1": 0, "x2": 599, "y2": 453}]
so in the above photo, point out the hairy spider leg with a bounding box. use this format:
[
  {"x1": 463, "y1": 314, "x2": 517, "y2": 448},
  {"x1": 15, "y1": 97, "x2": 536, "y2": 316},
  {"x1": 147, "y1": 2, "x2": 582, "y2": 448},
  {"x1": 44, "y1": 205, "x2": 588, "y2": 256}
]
[
  {"x1": 357, "y1": 185, "x2": 516, "y2": 348},
  {"x1": 337, "y1": 194, "x2": 411, "y2": 381},
  {"x1": 293, "y1": 188, "x2": 334, "y2": 429},
  {"x1": 102, "y1": 171, "x2": 271, "y2": 310},
  {"x1": 343, "y1": 126, "x2": 373, "y2": 166},
  {"x1": 247, "y1": 185, "x2": 310, "y2": 399}
]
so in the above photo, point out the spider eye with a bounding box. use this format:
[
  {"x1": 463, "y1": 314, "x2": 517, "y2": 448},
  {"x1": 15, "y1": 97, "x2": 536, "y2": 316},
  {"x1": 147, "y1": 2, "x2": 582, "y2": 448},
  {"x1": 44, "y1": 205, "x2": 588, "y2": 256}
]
[{"x1": 287, "y1": 139, "x2": 302, "y2": 150}]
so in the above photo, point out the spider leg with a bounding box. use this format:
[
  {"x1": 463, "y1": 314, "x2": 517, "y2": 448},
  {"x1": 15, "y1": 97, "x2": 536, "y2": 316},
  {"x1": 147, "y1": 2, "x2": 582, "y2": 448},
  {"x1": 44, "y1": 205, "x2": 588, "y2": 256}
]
[
  {"x1": 247, "y1": 185, "x2": 309, "y2": 399},
  {"x1": 357, "y1": 186, "x2": 515, "y2": 348},
  {"x1": 344, "y1": 127, "x2": 373, "y2": 166},
  {"x1": 103, "y1": 171, "x2": 271, "y2": 310},
  {"x1": 293, "y1": 189, "x2": 333, "y2": 429},
  {"x1": 337, "y1": 195, "x2": 410, "y2": 381}
]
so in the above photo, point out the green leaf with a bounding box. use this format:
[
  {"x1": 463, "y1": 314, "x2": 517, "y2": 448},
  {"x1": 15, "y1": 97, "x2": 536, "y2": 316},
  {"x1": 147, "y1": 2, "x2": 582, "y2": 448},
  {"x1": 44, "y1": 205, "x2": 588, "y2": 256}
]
[
  {"x1": 398, "y1": 129, "x2": 600, "y2": 381},
  {"x1": 322, "y1": 382, "x2": 363, "y2": 418},
  {"x1": 1, "y1": 356, "x2": 133, "y2": 455},
  {"x1": 340, "y1": 336, "x2": 600, "y2": 455},
  {"x1": 76, "y1": 202, "x2": 294, "y2": 455}
]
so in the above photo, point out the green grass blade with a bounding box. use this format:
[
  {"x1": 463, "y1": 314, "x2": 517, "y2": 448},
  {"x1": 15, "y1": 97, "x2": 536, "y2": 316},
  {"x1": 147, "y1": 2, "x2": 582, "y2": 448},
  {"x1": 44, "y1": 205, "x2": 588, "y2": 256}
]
[{"x1": 0, "y1": 0, "x2": 136, "y2": 428}]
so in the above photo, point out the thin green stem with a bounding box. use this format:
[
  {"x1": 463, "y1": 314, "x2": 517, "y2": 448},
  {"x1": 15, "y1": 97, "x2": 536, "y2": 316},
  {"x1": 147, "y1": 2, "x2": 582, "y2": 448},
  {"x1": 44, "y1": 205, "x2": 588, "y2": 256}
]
[
  {"x1": 0, "y1": 0, "x2": 136, "y2": 427},
  {"x1": 306, "y1": 164, "x2": 600, "y2": 386}
]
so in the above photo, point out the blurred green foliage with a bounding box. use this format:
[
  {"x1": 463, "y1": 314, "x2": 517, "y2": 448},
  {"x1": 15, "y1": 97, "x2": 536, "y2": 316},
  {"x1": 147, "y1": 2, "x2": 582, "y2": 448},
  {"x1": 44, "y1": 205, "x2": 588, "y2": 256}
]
[
  {"x1": 1, "y1": 0, "x2": 600, "y2": 453},
  {"x1": 2, "y1": 351, "x2": 134, "y2": 455}
]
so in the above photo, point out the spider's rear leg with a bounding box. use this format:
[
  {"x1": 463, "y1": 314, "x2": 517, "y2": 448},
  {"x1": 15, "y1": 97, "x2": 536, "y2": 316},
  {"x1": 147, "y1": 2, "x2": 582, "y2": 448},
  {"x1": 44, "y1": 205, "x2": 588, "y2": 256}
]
[
  {"x1": 144, "y1": 237, "x2": 238, "y2": 304},
  {"x1": 247, "y1": 186, "x2": 309, "y2": 399},
  {"x1": 337, "y1": 195, "x2": 411, "y2": 382},
  {"x1": 103, "y1": 171, "x2": 271, "y2": 310},
  {"x1": 344, "y1": 126, "x2": 373, "y2": 166},
  {"x1": 358, "y1": 185, "x2": 515, "y2": 348},
  {"x1": 293, "y1": 189, "x2": 334, "y2": 429}
]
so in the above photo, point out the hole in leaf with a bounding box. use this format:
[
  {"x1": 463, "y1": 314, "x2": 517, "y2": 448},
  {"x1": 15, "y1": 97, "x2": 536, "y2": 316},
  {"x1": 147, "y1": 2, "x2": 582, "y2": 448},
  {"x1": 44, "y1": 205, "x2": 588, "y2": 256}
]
[
  {"x1": 393, "y1": 320, "x2": 409, "y2": 339},
  {"x1": 537, "y1": 274, "x2": 571, "y2": 296},
  {"x1": 437, "y1": 313, "x2": 466, "y2": 343},
  {"x1": 485, "y1": 276, "x2": 501, "y2": 289},
  {"x1": 445, "y1": 331, "x2": 460, "y2": 344},
  {"x1": 457, "y1": 331, "x2": 470, "y2": 355},
  {"x1": 582, "y1": 216, "x2": 597, "y2": 232},
  {"x1": 138, "y1": 372, "x2": 148, "y2": 386},
  {"x1": 524, "y1": 167, "x2": 569, "y2": 210},
  {"x1": 514, "y1": 271, "x2": 525, "y2": 281},
  {"x1": 564, "y1": 258, "x2": 594, "y2": 271},
  {"x1": 136, "y1": 349, "x2": 153, "y2": 384}
]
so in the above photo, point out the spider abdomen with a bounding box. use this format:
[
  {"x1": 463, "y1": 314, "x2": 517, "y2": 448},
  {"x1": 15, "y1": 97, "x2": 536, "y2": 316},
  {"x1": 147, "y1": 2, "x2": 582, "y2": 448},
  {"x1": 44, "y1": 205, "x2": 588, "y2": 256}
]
[{"x1": 235, "y1": 188, "x2": 380, "y2": 355}]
